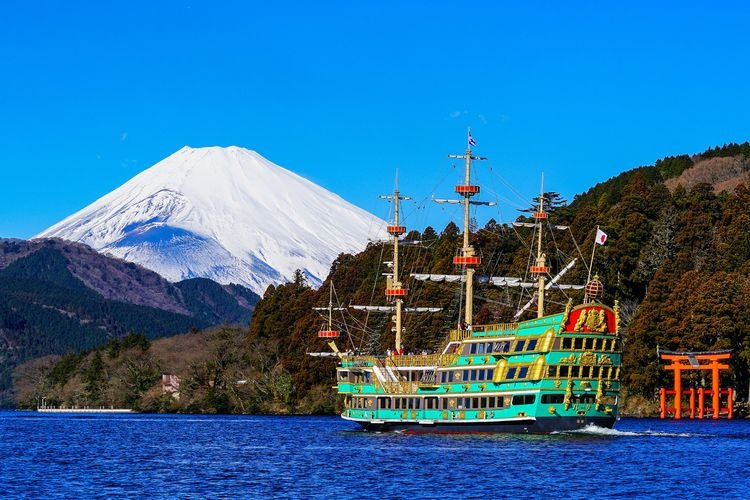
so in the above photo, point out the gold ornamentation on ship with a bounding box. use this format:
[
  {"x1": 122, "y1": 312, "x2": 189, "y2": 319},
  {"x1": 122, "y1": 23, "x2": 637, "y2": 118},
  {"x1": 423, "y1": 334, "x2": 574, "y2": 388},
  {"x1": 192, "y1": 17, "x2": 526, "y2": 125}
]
[
  {"x1": 560, "y1": 353, "x2": 576, "y2": 364},
  {"x1": 595, "y1": 309, "x2": 608, "y2": 332},
  {"x1": 585, "y1": 309, "x2": 601, "y2": 331},
  {"x1": 554, "y1": 377, "x2": 561, "y2": 388},
  {"x1": 598, "y1": 355, "x2": 612, "y2": 365},
  {"x1": 564, "y1": 375, "x2": 573, "y2": 410},
  {"x1": 561, "y1": 299, "x2": 573, "y2": 327},
  {"x1": 539, "y1": 328, "x2": 555, "y2": 352},
  {"x1": 449, "y1": 399, "x2": 456, "y2": 408},
  {"x1": 463, "y1": 384, "x2": 471, "y2": 391},
  {"x1": 454, "y1": 372, "x2": 462, "y2": 381},
  {"x1": 574, "y1": 309, "x2": 588, "y2": 332},
  {"x1": 580, "y1": 351, "x2": 597, "y2": 365}
]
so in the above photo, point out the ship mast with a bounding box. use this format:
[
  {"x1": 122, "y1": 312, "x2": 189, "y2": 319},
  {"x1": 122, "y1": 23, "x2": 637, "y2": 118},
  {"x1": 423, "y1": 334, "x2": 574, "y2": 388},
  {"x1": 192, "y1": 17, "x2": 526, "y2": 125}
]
[
  {"x1": 380, "y1": 175, "x2": 411, "y2": 352},
  {"x1": 448, "y1": 130, "x2": 486, "y2": 327},
  {"x1": 530, "y1": 176, "x2": 550, "y2": 318}
]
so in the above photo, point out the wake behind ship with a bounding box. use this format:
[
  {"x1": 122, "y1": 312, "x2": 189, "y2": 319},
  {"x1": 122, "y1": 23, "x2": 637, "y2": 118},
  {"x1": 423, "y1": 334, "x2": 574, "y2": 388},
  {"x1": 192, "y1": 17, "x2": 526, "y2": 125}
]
[{"x1": 312, "y1": 132, "x2": 621, "y2": 433}]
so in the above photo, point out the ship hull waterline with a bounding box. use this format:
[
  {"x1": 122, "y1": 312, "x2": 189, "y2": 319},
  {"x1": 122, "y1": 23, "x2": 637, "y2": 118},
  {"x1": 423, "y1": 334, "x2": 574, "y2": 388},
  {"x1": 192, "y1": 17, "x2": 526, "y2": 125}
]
[{"x1": 346, "y1": 415, "x2": 616, "y2": 434}]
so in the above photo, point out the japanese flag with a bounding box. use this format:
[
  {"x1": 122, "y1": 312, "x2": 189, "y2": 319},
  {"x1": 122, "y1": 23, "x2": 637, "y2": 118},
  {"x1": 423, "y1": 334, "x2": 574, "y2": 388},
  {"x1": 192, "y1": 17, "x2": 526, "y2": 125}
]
[{"x1": 595, "y1": 228, "x2": 608, "y2": 245}]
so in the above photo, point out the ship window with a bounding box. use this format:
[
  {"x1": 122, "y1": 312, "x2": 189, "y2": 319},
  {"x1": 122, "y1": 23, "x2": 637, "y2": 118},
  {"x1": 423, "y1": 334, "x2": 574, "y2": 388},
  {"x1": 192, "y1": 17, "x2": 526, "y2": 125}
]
[
  {"x1": 470, "y1": 370, "x2": 478, "y2": 381},
  {"x1": 541, "y1": 394, "x2": 564, "y2": 404},
  {"x1": 472, "y1": 397, "x2": 478, "y2": 409},
  {"x1": 518, "y1": 367, "x2": 529, "y2": 379},
  {"x1": 477, "y1": 370, "x2": 485, "y2": 381},
  {"x1": 548, "y1": 366, "x2": 558, "y2": 377},
  {"x1": 526, "y1": 339, "x2": 538, "y2": 351},
  {"x1": 512, "y1": 394, "x2": 535, "y2": 405},
  {"x1": 462, "y1": 398, "x2": 470, "y2": 409},
  {"x1": 559, "y1": 366, "x2": 569, "y2": 377},
  {"x1": 561, "y1": 338, "x2": 572, "y2": 349},
  {"x1": 514, "y1": 340, "x2": 526, "y2": 352},
  {"x1": 581, "y1": 366, "x2": 591, "y2": 378},
  {"x1": 415, "y1": 399, "x2": 421, "y2": 409},
  {"x1": 486, "y1": 342, "x2": 493, "y2": 354},
  {"x1": 506, "y1": 367, "x2": 517, "y2": 380},
  {"x1": 591, "y1": 366, "x2": 601, "y2": 379},
  {"x1": 480, "y1": 397, "x2": 487, "y2": 408},
  {"x1": 338, "y1": 371, "x2": 349, "y2": 382},
  {"x1": 573, "y1": 394, "x2": 596, "y2": 404},
  {"x1": 573, "y1": 338, "x2": 584, "y2": 349},
  {"x1": 571, "y1": 366, "x2": 581, "y2": 377},
  {"x1": 478, "y1": 343, "x2": 486, "y2": 354},
  {"x1": 470, "y1": 343, "x2": 477, "y2": 354},
  {"x1": 487, "y1": 369, "x2": 494, "y2": 380},
  {"x1": 463, "y1": 370, "x2": 470, "y2": 381}
]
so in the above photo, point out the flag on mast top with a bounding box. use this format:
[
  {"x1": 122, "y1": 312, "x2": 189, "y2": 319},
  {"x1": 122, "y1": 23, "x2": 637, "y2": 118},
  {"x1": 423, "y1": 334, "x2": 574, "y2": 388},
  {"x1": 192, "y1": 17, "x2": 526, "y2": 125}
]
[
  {"x1": 468, "y1": 129, "x2": 476, "y2": 147},
  {"x1": 595, "y1": 228, "x2": 608, "y2": 245}
]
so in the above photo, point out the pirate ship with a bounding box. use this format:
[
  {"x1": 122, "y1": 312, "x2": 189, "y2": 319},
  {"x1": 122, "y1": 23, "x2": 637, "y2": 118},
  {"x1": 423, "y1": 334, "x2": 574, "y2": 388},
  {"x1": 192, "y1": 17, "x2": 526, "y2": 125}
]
[{"x1": 315, "y1": 134, "x2": 621, "y2": 433}]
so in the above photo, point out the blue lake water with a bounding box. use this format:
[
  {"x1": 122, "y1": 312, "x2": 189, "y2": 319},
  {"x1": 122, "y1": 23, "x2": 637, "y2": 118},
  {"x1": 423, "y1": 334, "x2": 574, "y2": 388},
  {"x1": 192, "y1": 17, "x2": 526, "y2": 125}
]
[{"x1": 1, "y1": 411, "x2": 749, "y2": 498}]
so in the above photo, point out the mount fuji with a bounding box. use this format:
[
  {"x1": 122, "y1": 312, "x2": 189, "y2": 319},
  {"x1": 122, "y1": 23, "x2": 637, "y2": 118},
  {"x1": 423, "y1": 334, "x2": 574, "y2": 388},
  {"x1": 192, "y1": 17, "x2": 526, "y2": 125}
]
[{"x1": 37, "y1": 146, "x2": 387, "y2": 295}]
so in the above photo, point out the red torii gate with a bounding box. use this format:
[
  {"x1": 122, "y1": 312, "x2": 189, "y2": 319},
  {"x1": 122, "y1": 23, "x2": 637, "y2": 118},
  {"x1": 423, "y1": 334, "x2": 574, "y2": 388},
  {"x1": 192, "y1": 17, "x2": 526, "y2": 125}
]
[{"x1": 658, "y1": 350, "x2": 734, "y2": 420}]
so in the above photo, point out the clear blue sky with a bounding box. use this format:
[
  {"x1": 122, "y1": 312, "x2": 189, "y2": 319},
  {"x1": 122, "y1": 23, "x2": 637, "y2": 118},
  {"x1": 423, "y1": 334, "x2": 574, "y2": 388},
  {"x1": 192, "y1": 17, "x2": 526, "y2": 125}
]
[{"x1": 2, "y1": 1, "x2": 749, "y2": 238}]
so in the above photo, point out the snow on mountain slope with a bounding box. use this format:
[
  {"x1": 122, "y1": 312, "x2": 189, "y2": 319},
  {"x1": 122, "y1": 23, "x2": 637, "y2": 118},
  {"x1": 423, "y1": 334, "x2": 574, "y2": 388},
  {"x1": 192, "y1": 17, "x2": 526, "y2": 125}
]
[{"x1": 37, "y1": 146, "x2": 387, "y2": 294}]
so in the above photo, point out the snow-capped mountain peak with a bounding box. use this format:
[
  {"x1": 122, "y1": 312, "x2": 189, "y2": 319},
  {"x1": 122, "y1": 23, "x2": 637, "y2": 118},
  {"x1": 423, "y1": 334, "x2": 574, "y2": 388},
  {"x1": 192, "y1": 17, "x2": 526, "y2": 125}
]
[{"x1": 38, "y1": 146, "x2": 387, "y2": 294}]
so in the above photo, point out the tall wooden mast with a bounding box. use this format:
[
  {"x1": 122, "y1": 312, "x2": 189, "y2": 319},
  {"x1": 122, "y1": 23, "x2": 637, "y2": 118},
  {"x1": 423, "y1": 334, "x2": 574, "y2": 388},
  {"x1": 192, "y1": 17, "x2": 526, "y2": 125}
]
[
  {"x1": 530, "y1": 176, "x2": 550, "y2": 318},
  {"x1": 448, "y1": 130, "x2": 487, "y2": 327},
  {"x1": 380, "y1": 175, "x2": 411, "y2": 352}
]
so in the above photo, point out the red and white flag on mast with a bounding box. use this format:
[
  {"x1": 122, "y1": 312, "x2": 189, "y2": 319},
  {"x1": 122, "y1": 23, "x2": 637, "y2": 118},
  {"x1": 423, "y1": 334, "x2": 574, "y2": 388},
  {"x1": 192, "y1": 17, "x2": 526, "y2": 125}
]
[
  {"x1": 468, "y1": 129, "x2": 476, "y2": 147},
  {"x1": 595, "y1": 228, "x2": 608, "y2": 245}
]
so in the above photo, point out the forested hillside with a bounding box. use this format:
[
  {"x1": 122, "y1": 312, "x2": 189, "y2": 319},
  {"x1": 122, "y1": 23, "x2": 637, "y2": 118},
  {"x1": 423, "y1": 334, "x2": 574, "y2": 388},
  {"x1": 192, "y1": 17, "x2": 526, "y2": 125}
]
[
  {"x1": 0, "y1": 239, "x2": 259, "y2": 405},
  {"x1": 245, "y1": 142, "x2": 750, "y2": 414}
]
